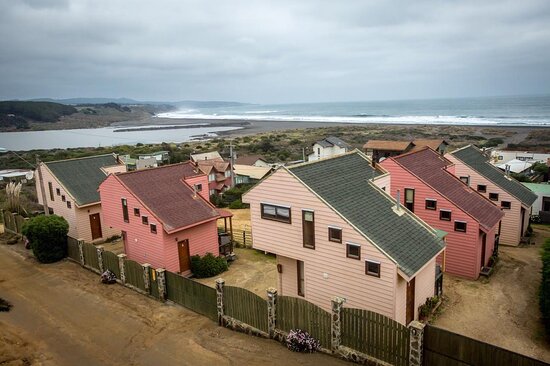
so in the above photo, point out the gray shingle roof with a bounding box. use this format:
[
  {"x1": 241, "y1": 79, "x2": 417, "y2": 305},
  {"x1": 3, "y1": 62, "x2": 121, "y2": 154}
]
[
  {"x1": 288, "y1": 152, "x2": 445, "y2": 277},
  {"x1": 45, "y1": 154, "x2": 118, "y2": 206},
  {"x1": 315, "y1": 136, "x2": 351, "y2": 149},
  {"x1": 451, "y1": 145, "x2": 537, "y2": 207}
]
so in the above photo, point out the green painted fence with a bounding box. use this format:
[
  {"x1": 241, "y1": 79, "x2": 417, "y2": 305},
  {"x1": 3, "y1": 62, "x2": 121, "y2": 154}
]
[
  {"x1": 149, "y1": 266, "x2": 159, "y2": 298},
  {"x1": 82, "y1": 242, "x2": 99, "y2": 270},
  {"x1": 102, "y1": 250, "x2": 120, "y2": 278},
  {"x1": 125, "y1": 259, "x2": 146, "y2": 291},
  {"x1": 276, "y1": 296, "x2": 331, "y2": 349},
  {"x1": 224, "y1": 286, "x2": 268, "y2": 332},
  {"x1": 165, "y1": 271, "x2": 217, "y2": 321},
  {"x1": 342, "y1": 307, "x2": 410, "y2": 366},
  {"x1": 67, "y1": 236, "x2": 80, "y2": 261}
]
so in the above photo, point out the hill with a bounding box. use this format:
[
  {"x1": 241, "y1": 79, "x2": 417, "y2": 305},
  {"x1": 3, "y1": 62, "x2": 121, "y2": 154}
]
[{"x1": 0, "y1": 101, "x2": 78, "y2": 129}]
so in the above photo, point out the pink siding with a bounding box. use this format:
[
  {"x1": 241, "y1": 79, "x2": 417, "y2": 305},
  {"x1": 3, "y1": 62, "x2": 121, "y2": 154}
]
[
  {"x1": 373, "y1": 172, "x2": 391, "y2": 192},
  {"x1": 102, "y1": 165, "x2": 127, "y2": 175},
  {"x1": 183, "y1": 174, "x2": 210, "y2": 202},
  {"x1": 277, "y1": 256, "x2": 299, "y2": 296},
  {"x1": 445, "y1": 154, "x2": 526, "y2": 246},
  {"x1": 381, "y1": 158, "x2": 484, "y2": 279}
]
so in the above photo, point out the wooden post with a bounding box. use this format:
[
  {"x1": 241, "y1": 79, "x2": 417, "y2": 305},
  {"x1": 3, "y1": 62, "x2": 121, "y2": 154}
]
[
  {"x1": 96, "y1": 246, "x2": 105, "y2": 273},
  {"x1": 229, "y1": 217, "x2": 234, "y2": 243}
]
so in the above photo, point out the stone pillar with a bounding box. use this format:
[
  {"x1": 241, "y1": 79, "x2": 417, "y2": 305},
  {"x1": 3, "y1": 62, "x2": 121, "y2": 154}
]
[
  {"x1": 331, "y1": 296, "x2": 346, "y2": 352},
  {"x1": 215, "y1": 278, "x2": 225, "y2": 325},
  {"x1": 409, "y1": 321, "x2": 426, "y2": 366},
  {"x1": 266, "y1": 287, "x2": 278, "y2": 338},
  {"x1": 142, "y1": 263, "x2": 151, "y2": 293},
  {"x1": 156, "y1": 268, "x2": 166, "y2": 302},
  {"x1": 78, "y1": 240, "x2": 85, "y2": 265},
  {"x1": 117, "y1": 253, "x2": 127, "y2": 284},
  {"x1": 96, "y1": 246, "x2": 104, "y2": 273}
]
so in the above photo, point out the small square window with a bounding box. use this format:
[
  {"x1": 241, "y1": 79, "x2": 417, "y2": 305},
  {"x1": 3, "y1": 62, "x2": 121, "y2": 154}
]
[
  {"x1": 501, "y1": 201, "x2": 511, "y2": 209},
  {"x1": 460, "y1": 176, "x2": 470, "y2": 185},
  {"x1": 477, "y1": 185, "x2": 487, "y2": 193},
  {"x1": 150, "y1": 223, "x2": 157, "y2": 234},
  {"x1": 440, "y1": 210, "x2": 451, "y2": 221},
  {"x1": 489, "y1": 193, "x2": 499, "y2": 201},
  {"x1": 346, "y1": 243, "x2": 361, "y2": 260},
  {"x1": 61, "y1": 195, "x2": 66, "y2": 202},
  {"x1": 328, "y1": 227, "x2": 342, "y2": 243},
  {"x1": 142, "y1": 216, "x2": 148, "y2": 225},
  {"x1": 194, "y1": 183, "x2": 202, "y2": 192},
  {"x1": 454, "y1": 221, "x2": 467, "y2": 232},
  {"x1": 425, "y1": 199, "x2": 437, "y2": 210},
  {"x1": 134, "y1": 208, "x2": 140, "y2": 216},
  {"x1": 56, "y1": 188, "x2": 61, "y2": 196},
  {"x1": 365, "y1": 260, "x2": 381, "y2": 277},
  {"x1": 67, "y1": 201, "x2": 71, "y2": 209}
]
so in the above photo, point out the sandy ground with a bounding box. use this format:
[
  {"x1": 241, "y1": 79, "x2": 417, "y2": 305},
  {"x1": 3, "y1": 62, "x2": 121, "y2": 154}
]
[
  {"x1": 433, "y1": 225, "x2": 550, "y2": 362},
  {"x1": 219, "y1": 208, "x2": 251, "y2": 231},
  {"x1": 0, "y1": 240, "x2": 346, "y2": 366}
]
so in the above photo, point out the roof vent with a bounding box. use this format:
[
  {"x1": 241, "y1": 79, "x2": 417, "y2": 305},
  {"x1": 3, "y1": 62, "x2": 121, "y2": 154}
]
[{"x1": 392, "y1": 189, "x2": 405, "y2": 216}]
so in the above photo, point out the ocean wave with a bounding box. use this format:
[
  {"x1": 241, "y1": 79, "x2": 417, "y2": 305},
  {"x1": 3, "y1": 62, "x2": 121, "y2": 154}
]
[{"x1": 243, "y1": 110, "x2": 279, "y2": 114}]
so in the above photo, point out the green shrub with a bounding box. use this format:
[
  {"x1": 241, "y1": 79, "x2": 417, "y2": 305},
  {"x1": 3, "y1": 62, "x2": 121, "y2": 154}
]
[
  {"x1": 190, "y1": 253, "x2": 228, "y2": 278},
  {"x1": 541, "y1": 239, "x2": 550, "y2": 336},
  {"x1": 228, "y1": 199, "x2": 245, "y2": 209},
  {"x1": 22, "y1": 215, "x2": 69, "y2": 263}
]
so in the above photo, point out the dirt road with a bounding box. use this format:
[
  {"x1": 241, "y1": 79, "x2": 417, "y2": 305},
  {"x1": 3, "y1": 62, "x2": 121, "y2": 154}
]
[{"x1": 0, "y1": 243, "x2": 346, "y2": 366}]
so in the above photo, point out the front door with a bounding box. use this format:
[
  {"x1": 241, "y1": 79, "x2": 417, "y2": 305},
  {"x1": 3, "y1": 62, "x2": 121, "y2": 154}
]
[
  {"x1": 89, "y1": 213, "x2": 102, "y2": 240},
  {"x1": 406, "y1": 277, "x2": 416, "y2": 325},
  {"x1": 178, "y1": 239, "x2": 191, "y2": 273},
  {"x1": 480, "y1": 231, "x2": 487, "y2": 268},
  {"x1": 520, "y1": 207, "x2": 526, "y2": 236}
]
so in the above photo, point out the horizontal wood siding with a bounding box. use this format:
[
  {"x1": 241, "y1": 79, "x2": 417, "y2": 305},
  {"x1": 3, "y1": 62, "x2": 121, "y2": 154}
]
[
  {"x1": 183, "y1": 174, "x2": 210, "y2": 202},
  {"x1": 75, "y1": 204, "x2": 120, "y2": 243},
  {"x1": 277, "y1": 256, "x2": 299, "y2": 297},
  {"x1": 414, "y1": 258, "x2": 436, "y2": 318}
]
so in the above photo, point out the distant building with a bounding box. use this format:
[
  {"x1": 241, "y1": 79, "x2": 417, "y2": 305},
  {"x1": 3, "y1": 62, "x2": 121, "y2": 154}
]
[
  {"x1": 0, "y1": 169, "x2": 33, "y2": 182},
  {"x1": 137, "y1": 151, "x2": 170, "y2": 165},
  {"x1": 364, "y1": 139, "x2": 448, "y2": 163},
  {"x1": 119, "y1": 155, "x2": 157, "y2": 171},
  {"x1": 190, "y1": 151, "x2": 223, "y2": 162},
  {"x1": 234, "y1": 164, "x2": 272, "y2": 184},
  {"x1": 235, "y1": 154, "x2": 270, "y2": 167},
  {"x1": 522, "y1": 183, "x2": 550, "y2": 218},
  {"x1": 490, "y1": 150, "x2": 550, "y2": 165},
  {"x1": 191, "y1": 151, "x2": 233, "y2": 195},
  {"x1": 495, "y1": 159, "x2": 532, "y2": 174},
  {"x1": 308, "y1": 136, "x2": 351, "y2": 161}
]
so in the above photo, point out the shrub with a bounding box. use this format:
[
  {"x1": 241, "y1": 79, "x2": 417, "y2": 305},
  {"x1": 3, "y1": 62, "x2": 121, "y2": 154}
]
[
  {"x1": 540, "y1": 239, "x2": 550, "y2": 336},
  {"x1": 22, "y1": 215, "x2": 69, "y2": 263},
  {"x1": 286, "y1": 329, "x2": 320, "y2": 353},
  {"x1": 190, "y1": 253, "x2": 228, "y2": 278}
]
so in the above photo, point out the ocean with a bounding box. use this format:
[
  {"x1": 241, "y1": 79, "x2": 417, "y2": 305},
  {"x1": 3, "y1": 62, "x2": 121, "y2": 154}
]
[{"x1": 157, "y1": 95, "x2": 550, "y2": 127}]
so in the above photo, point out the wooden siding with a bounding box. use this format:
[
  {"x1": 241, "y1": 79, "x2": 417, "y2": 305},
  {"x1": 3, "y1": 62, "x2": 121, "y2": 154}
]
[
  {"x1": 182, "y1": 174, "x2": 210, "y2": 202},
  {"x1": 381, "y1": 158, "x2": 483, "y2": 279},
  {"x1": 413, "y1": 258, "x2": 436, "y2": 318},
  {"x1": 277, "y1": 255, "x2": 299, "y2": 297}
]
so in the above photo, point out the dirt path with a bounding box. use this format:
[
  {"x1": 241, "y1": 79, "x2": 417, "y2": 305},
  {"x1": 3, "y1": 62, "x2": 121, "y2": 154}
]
[
  {"x1": 433, "y1": 225, "x2": 550, "y2": 362},
  {"x1": 0, "y1": 243, "x2": 346, "y2": 366}
]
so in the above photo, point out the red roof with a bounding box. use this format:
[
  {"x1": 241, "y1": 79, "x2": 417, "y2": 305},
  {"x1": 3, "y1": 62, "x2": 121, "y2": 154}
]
[
  {"x1": 115, "y1": 162, "x2": 220, "y2": 233},
  {"x1": 392, "y1": 148, "x2": 503, "y2": 230}
]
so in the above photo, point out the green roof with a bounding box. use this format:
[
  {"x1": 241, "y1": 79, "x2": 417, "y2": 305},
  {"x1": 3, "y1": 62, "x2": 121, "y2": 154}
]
[
  {"x1": 451, "y1": 145, "x2": 537, "y2": 207},
  {"x1": 522, "y1": 183, "x2": 550, "y2": 195},
  {"x1": 45, "y1": 154, "x2": 118, "y2": 206},
  {"x1": 288, "y1": 152, "x2": 445, "y2": 277}
]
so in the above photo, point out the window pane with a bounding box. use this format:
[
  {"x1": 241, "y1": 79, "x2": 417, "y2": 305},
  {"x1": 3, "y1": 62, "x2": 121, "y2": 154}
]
[
  {"x1": 263, "y1": 205, "x2": 276, "y2": 216},
  {"x1": 277, "y1": 207, "x2": 290, "y2": 218},
  {"x1": 405, "y1": 189, "x2": 414, "y2": 202},
  {"x1": 303, "y1": 211, "x2": 314, "y2": 221}
]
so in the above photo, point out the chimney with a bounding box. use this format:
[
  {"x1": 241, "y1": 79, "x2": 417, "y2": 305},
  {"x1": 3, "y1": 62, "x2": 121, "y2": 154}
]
[
  {"x1": 505, "y1": 164, "x2": 510, "y2": 177},
  {"x1": 396, "y1": 190, "x2": 401, "y2": 211}
]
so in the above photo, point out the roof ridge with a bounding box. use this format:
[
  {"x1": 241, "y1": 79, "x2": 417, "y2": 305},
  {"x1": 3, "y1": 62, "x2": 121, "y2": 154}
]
[
  {"x1": 115, "y1": 161, "x2": 197, "y2": 176},
  {"x1": 45, "y1": 153, "x2": 116, "y2": 165},
  {"x1": 288, "y1": 149, "x2": 361, "y2": 169}
]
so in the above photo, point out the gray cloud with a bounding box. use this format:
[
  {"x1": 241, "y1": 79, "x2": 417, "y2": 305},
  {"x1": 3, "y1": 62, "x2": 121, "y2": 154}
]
[{"x1": 1, "y1": 0, "x2": 549, "y2": 103}]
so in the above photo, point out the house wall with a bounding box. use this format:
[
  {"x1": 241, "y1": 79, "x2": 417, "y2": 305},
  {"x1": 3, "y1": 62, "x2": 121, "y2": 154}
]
[
  {"x1": 277, "y1": 255, "x2": 299, "y2": 296},
  {"x1": 381, "y1": 158, "x2": 483, "y2": 279},
  {"x1": 75, "y1": 204, "x2": 120, "y2": 243},
  {"x1": 373, "y1": 173, "x2": 391, "y2": 192},
  {"x1": 102, "y1": 164, "x2": 127, "y2": 175},
  {"x1": 446, "y1": 154, "x2": 525, "y2": 246},
  {"x1": 183, "y1": 174, "x2": 210, "y2": 202},
  {"x1": 308, "y1": 144, "x2": 347, "y2": 161}
]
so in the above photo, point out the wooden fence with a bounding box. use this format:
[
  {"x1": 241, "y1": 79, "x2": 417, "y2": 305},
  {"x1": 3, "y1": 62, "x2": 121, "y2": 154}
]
[
  {"x1": 342, "y1": 307, "x2": 409, "y2": 366},
  {"x1": 1, "y1": 210, "x2": 28, "y2": 234},
  {"x1": 224, "y1": 286, "x2": 268, "y2": 333},
  {"x1": 102, "y1": 251, "x2": 120, "y2": 278},
  {"x1": 165, "y1": 271, "x2": 218, "y2": 321},
  {"x1": 232, "y1": 228, "x2": 253, "y2": 248},
  {"x1": 67, "y1": 236, "x2": 80, "y2": 261},
  {"x1": 125, "y1": 259, "x2": 146, "y2": 291},
  {"x1": 149, "y1": 266, "x2": 159, "y2": 299},
  {"x1": 82, "y1": 242, "x2": 100, "y2": 270}
]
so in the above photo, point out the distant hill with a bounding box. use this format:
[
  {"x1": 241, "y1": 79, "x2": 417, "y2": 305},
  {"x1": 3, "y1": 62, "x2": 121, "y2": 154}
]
[
  {"x1": 0, "y1": 101, "x2": 78, "y2": 129},
  {"x1": 28, "y1": 97, "x2": 250, "y2": 108}
]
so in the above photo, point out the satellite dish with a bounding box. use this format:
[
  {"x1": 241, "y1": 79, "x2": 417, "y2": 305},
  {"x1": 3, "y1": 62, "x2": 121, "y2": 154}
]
[{"x1": 25, "y1": 171, "x2": 34, "y2": 180}]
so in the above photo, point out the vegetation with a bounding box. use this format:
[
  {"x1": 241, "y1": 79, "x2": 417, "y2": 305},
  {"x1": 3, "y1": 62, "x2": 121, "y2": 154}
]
[
  {"x1": 190, "y1": 253, "x2": 228, "y2": 278},
  {"x1": 0, "y1": 101, "x2": 77, "y2": 129},
  {"x1": 22, "y1": 215, "x2": 69, "y2": 263},
  {"x1": 540, "y1": 238, "x2": 550, "y2": 337},
  {"x1": 479, "y1": 137, "x2": 504, "y2": 148},
  {"x1": 286, "y1": 329, "x2": 320, "y2": 353},
  {"x1": 419, "y1": 295, "x2": 441, "y2": 319},
  {"x1": 210, "y1": 184, "x2": 253, "y2": 208},
  {"x1": 5, "y1": 182, "x2": 23, "y2": 214}
]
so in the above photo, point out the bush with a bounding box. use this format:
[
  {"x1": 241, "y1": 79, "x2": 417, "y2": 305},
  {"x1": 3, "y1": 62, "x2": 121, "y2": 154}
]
[
  {"x1": 228, "y1": 199, "x2": 245, "y2": 209},
  {"x1": 286, "y1": 329, "x2": 320, "y2": 353},
  {"x1": 22, "y1": 215, "x2": 69, "y2": 263},
  {"x1": 190, "y1": 253, "x2": 228, "y2": 278},
  {"x1": 541, "y1": 239, "x2": 550, "y2": 336}
]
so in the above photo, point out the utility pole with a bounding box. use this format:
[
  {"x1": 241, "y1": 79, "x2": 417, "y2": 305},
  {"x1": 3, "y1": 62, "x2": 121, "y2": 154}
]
[
  {"x1": 229, "y1": 141, "x2": 235, "y2": 187},
  {"x1": 36, "y1": 155, "x2": 50, "y2": 216}
]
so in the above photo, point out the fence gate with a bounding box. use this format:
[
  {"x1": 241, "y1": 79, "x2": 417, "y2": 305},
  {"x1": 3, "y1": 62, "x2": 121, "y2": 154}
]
[{"x1": 224, "y1": 286, "x2": 268, "y2": 332}]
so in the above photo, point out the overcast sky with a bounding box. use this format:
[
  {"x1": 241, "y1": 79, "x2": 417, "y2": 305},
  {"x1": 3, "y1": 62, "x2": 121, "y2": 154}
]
[{"x1": 1, "y1": 0, "x2": 550, "y2": 103}]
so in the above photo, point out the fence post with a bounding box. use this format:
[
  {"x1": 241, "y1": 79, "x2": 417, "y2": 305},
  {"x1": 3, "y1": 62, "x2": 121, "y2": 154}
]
[
  {"x1": 142, "y1": 263, "x2": 151, "y2": 293},
  {"x1": 266, "y1": 287, "x2": 278, "y2": 338},
  {"x1": 156, "y1": 268, "x2": 166, "y2": 302},
  {"x1": 96, "y1": 246, "x2": 104, "y2": 273},
  {"x1": 215, "y1": 278, "x2": 225, "y2": 325},
  {"x1": 117, "y1": 253, "x2": 127, "y2": 284},
  {"x1": 409, "y1": 321, "x2": 426, "y2": 366},
  {"x1": 331, "y1": 296, "x2": 346, "y2": 352},
  {"x1": 243, "y1": 231, "x2": 246, "y2": 247},
  {"x1": 78, "y1": 240, "x2": 85, "y2": 265}
]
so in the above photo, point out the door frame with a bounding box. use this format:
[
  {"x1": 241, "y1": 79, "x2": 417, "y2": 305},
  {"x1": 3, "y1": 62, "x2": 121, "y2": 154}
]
[
  {"x1": 520, "y1": 207, "x2": 526, "y2": 236},
  {"x1": 177, "y1": 239, "x2": 191, "y2": 273},
  {"x1": 480, "y1": 230, "x2": 487, "y2": 268},
  {"x1": 89, "y1": 213, "x2": 103, "y2": 240}
]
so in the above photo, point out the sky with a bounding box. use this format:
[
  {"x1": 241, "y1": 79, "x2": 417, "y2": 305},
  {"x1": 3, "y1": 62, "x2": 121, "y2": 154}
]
[{"x1": 1, "y1": 0, "x2": 550, "y2": 104}]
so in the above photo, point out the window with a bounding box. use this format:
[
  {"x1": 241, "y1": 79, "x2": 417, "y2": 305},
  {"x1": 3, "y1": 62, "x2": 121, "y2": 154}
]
[
  {"x1": 194, "y1": 184, "x2": 202, "y2": 192},
  {"x1": 328, "y1": 227, "x2": 342, "y2": 243},
  {"x1": 489, "y1": 193, "x2": 499, "y2": 201},
  {"x1": 121, "y1": 198, "x2": 129, "y2": 222},
  {"x1": 150, "y1": 223, "x2": 157, "y2": 234},
  {"x1": 67, "y1": 201, "x2": 71, "y2": 209},
  {"x1": 134, "y1": 208, "x2": 140, "y2": 216},
  {"x1": 405, "y1": 188, "x2": 415, "y2": 212},
  {"x1": 302, "y1": 210, "x2": 315, "y2": 249},
  {"x1": 48, "y1": 182, "x2": 54, "y2": 201},
  {"x1": 477, "y1": 185, "x2": 487, "y2": 193},
  {"x1": 208, "y1": 173, "x2": 216, "y2": 182},
  {"x1": 209, "y1": 189, "x2": 216, "y2": 196},
  {"x1": 261, "y1": 203, "x2": 291, "y2": 223},
  {"x1": 62, "y1": 195, "x2": 66, "y2": 202},
  {"x1": 365, "y1": 260, "x2": 381, "y2": 277},
  {"x1": 501, "y1": 201, "x2": 511, "y2": 209},
  {"x1": 381, "y1": 186, "x2": 386, "y2": 191},
  {"x1": 317, "y1": 148, "x2": 321, "y2": 156},
  {"x1": 297, "y1": 260, "x2": 305, "y2": 297},
  {"x1": 224, "y1": 170, "x2": 231, "y2": 178},
  {"x1": 425, "y1": 199, "x2": 437, "y2": 210},
  {"x1": 498, "y1": 155, "x2": 503, "y2": 160},
  {"x1": 56, "y1": 188, "x2": 60, "y2": 196},
  {"x1": 346, "y1": 243, "x2": 361, "y2": 260},
  {"x1": 440, "y1": 210, "x2": 451, "y2": 221},
  {"x1": 460, "y1": 176, "x2": 470, "y2": 186},
  {"x1": 142, "y1": 216, "x2": 148, "y2": 225},
  {"x1": 454, "y1": 221, "x2": 467, "y2": 232}
]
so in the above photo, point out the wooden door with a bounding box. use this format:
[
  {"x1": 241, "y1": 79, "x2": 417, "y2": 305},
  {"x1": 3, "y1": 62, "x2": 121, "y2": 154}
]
[
  {"x1": 178, "y1": 239, "x2": 191, "y2": 273},
  {"x1": 89, "y1": 213, "x2": 102, "y2": 240},
  {"x1": 520, "y1": 207, "x2": 526, "y2": 236},
  {"x1": 406, "y1": 277, "x2": 416, "y2": 325},
  {"x1": 480, "y1": 231, "x2": 487, "y2": 268}
]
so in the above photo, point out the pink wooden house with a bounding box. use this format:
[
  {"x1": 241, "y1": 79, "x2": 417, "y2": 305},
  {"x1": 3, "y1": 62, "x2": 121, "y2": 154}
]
[
  {"x1": 381, "y1": 147, "x2": 504, "y2": 280},
  {"x1": 243, "y1": 151, "x2": 446, "y2": 325},
  {"x1": 99, "y1": 162, "x2": 226, "y2": 275},
  {"x1": 445, "y1": 145, "x2": 537, "y2": 246},
  {"x1": 191, "y1": 151, "x2": 233, "y2": 196},
  {"x1": 35, "y1": 154, "x2": 126, "y2": 242}
]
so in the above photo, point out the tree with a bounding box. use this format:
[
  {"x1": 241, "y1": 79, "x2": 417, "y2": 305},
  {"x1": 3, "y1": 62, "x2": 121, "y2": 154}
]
[{"x1": 22, "y1": 215, "x2": 69, "y2": 263}]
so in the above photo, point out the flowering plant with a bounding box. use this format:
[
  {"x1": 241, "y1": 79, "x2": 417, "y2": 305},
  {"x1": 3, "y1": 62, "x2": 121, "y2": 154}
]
[
  {"x1": 101, "y1": 270, "x2": 117, "y2": 284},
  {"x1": 285, "y1": 329, "x2": 320, "y2": 353}
]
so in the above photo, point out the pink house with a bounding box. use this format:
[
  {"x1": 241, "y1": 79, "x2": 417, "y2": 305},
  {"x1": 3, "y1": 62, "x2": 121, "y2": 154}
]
[
  {"x1": 243, "y1": 151, "x2": 446, "y2": 325},
  {"x1": 99, "y1": 162, "x2": 225, "y2": 275},
  {"x1": 445, "y1": 145, "x2": 537, "y2": 246},
  {"x1": 191, "y1": 151, "x2": 233, "y2": 196},
  {"x1": 35, "y1": 154, "x2": 126, "y2": 242},
  {"x1": 381, "y1": 147, "x2": 504, "y2": 280}
]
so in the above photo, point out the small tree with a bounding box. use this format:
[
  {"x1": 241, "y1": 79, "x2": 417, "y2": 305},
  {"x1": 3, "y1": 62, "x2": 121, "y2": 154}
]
[{"x1": 22, "y1": 215, "x2": 69, "y2": 263}]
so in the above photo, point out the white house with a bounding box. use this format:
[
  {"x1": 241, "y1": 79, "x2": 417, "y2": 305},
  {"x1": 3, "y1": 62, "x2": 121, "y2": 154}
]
[{"x1": 308, "y1": 136, "x2": 351, "y2": 162}]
